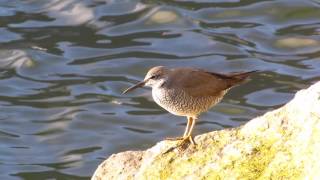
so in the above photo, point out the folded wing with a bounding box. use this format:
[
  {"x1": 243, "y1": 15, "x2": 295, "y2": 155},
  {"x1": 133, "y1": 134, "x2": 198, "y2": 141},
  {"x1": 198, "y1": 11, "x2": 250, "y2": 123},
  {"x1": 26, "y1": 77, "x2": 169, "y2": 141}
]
[{"x1": 168, "y1": 68, "x2": 256, "y2": 97}]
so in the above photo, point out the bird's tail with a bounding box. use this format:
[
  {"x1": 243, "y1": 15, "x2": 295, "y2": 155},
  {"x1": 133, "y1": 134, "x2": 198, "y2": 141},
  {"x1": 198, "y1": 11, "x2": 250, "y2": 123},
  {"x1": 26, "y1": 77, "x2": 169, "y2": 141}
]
[
  {"x1": 226, "y1": 70, "x2": 258, "y2": 86},
  {"x1": 229, "y1": 70, "x2": 258, "y2": 80}
]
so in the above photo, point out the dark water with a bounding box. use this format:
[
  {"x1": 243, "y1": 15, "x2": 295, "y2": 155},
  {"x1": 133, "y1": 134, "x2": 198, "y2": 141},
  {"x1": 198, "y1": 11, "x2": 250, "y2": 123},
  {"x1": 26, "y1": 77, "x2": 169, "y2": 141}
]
[{"x1": 0, "y1": 0, "x2": 319, "y2": 179}]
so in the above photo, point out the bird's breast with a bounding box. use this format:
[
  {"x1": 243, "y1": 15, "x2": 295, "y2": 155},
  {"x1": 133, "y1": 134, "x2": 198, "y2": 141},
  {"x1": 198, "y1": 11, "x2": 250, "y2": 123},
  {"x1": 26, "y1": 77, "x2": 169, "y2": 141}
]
[{"x1": 152, "y1": 87, "x2": 226, "y2": 117}]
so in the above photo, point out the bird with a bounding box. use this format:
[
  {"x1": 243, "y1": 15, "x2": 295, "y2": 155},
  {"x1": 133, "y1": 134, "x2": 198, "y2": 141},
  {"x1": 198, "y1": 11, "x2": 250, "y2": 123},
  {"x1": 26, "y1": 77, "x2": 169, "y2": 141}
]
[{"x1": 123, "y1": 66, "x2": 256, "y2": 145}]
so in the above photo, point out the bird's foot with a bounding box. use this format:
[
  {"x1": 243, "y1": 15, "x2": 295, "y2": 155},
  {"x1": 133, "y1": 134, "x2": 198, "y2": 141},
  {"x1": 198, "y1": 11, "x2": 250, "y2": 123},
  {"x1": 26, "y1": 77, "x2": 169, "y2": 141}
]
[
  {"x1": 163, "y1": 136, "x2": 196, "y2": 154},
  {"x1": 184, "y1": 135, "x2": 196, "y2": 146},
  {"x1": 165, "y1": 136, "x2": 196, "y2": 145},
  {"x1": 165, "y1": 136, "x2": 184, "y2": 141}
]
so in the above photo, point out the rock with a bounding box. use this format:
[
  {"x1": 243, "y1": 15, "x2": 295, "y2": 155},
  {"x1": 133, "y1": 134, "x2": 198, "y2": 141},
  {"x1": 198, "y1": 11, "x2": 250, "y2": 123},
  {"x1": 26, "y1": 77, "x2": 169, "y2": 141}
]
[
  {"x1": 148, "y1": 10, "x2": 179, "y2": 24},
  {"x1": 275, "y1": 37, "x2": 319, "y2": 49},
  {"x1": 92, "y1": 81, "x2": 320, "y2": 180}
]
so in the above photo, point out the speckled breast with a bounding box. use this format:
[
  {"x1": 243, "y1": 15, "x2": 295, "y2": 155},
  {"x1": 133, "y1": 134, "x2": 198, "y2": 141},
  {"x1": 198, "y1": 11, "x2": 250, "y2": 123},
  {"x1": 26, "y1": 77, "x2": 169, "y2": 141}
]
[{"x1": 152, "y1": 87, "x2": 227, "y2": 117}]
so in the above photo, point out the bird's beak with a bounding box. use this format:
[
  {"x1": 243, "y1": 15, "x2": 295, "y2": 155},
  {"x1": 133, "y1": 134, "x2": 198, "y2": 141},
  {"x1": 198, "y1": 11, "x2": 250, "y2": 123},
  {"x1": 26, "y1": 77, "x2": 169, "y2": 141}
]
[{"x1": 122, "y1": 79, "x2": 148, "y2": 94}]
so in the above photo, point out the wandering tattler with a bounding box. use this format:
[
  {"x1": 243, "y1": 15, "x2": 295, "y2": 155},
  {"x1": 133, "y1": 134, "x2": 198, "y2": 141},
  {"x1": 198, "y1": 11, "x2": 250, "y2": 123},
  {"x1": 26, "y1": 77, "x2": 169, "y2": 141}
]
[{"x1": 123, "y1": 66, "x2": 256, "y2": 145}]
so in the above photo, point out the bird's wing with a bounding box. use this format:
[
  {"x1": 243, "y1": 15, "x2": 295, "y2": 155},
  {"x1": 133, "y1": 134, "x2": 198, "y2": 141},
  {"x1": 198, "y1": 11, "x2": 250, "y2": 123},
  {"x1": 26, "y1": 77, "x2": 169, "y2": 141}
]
[{"x1": 168, "y1": 68, "x2": 231, "y2": 97}]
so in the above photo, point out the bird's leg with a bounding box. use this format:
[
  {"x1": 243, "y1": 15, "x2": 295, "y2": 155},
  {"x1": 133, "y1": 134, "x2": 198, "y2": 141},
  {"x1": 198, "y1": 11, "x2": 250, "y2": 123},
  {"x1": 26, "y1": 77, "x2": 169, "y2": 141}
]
[
  {"x1": 186, "y1": 117, "x2": 195, "y2": 137},
  {"x1": 166, "y1": 117, "x2": 196, "y2": 145},
  {"x1": 165, "y1": 116, "x2": 192, "y2": 141},
  {"x1": 183, "y1": 117, "x2": 196, "y2": 145},
  {"x1": 183, "y1": 116, "x2": 192, "y2": 137}
]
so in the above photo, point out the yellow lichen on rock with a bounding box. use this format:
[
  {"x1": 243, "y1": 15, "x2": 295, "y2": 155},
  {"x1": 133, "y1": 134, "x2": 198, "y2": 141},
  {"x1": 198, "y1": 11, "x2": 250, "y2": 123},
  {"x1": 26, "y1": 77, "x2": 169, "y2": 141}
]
[{"x1": 92, "y1": 81, "x2": 320, "y2": 180}]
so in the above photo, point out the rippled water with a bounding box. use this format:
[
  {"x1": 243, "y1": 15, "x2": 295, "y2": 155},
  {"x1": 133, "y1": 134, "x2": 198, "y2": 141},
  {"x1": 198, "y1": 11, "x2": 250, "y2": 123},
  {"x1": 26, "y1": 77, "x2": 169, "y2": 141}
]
[{"x1": 0, "y1": 0, "x2": 319, "y2": 179}]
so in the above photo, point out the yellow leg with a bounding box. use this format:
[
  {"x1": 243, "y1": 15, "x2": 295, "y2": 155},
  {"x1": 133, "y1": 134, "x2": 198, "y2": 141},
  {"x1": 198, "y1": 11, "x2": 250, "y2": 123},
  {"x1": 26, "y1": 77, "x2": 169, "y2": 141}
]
[
  {"x1": 186, "y1": 117, "x2": 196, "y2": 137},
  {"x1": 166, "y1": 116, "x2": 197, "y2": 145},
  {"x1": 183, "y1": 116, "x2": 192, "y2": 137},
  {"x1": 185, "y1": 117, "x2": 196, "y2": 145},
  {"x1": 166, "y1": 117, "x2": 191, "y2": 141}
]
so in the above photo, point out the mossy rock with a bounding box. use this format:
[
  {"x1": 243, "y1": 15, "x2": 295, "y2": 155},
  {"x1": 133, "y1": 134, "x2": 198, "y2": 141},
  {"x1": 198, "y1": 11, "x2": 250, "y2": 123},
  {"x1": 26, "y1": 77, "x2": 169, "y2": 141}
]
[{"x1": 92, "y1": 81, "x2": 320, "y2": 180}]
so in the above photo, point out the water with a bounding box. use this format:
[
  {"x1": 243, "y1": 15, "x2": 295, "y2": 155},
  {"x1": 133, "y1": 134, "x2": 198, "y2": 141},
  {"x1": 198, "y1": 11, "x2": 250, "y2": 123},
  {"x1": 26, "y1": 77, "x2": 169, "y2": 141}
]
[{"x1": 0, "y1": 0, "x2": 319, "y2": 179}]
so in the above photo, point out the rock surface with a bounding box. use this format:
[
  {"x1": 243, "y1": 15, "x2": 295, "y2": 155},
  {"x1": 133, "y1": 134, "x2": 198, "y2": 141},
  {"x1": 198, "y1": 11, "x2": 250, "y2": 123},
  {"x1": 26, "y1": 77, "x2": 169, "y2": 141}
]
[{"x1": 92, "y1": 81, "x2": 320, "y2": 180}]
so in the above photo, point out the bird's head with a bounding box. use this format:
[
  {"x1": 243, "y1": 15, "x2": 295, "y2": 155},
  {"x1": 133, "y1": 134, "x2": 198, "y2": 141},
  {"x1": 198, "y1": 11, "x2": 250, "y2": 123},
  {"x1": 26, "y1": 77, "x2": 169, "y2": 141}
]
[{"x1": 122, "y1": 66, "x2": 169, "y2": 94}]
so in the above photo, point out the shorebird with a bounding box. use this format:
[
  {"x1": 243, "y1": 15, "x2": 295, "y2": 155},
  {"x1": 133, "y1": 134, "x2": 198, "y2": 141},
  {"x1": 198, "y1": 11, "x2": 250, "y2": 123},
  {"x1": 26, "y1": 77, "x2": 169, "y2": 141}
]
[{"x1": 123, "y1": 66, "x2": 256, "y2": 145}]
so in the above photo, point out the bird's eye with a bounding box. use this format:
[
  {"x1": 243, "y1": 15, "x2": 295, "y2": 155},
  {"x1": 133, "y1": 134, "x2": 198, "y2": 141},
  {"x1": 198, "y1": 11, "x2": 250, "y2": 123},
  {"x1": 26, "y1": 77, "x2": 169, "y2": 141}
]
[{"x1": 150, "y1": 74, "x2": 160, "y2": 79}]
